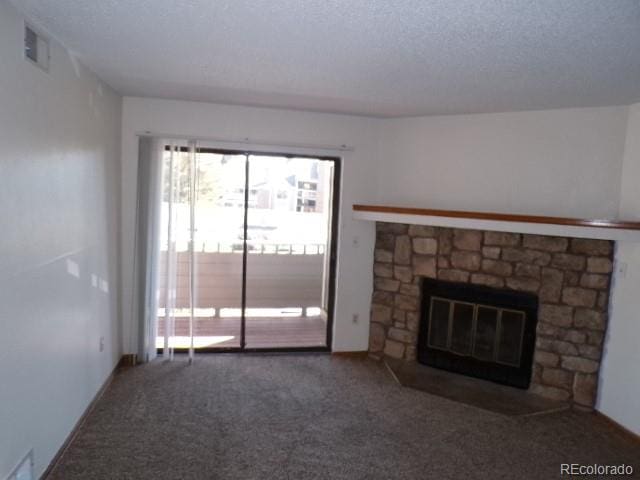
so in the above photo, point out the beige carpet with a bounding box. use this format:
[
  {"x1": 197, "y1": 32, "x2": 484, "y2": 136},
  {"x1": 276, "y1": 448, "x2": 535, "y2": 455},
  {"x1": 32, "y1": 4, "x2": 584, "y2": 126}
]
[{"x1": 48, "y1": 354, "x2": 639, "y2": 479}]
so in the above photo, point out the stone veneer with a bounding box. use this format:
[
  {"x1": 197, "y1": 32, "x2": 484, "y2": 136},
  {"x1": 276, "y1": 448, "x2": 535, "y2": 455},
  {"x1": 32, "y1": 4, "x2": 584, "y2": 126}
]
[{"x1": 368, "y1": 222, "x2": 614, "y2": 408}]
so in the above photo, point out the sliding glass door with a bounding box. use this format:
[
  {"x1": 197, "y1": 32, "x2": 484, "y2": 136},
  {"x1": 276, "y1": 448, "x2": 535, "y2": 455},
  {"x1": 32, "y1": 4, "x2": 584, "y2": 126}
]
[{"x1": 155, "y1": 144, "x2": 339, "y2": 353}]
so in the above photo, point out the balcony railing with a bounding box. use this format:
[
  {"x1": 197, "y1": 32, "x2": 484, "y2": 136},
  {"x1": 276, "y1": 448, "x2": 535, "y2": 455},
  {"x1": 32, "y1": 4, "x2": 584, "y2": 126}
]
[
  {"x1": 162, "y1": 241, "x2": 326, "y2": 255},
  {"x1": 157, "y1": 249, "x2": 325, "y2": 311}
]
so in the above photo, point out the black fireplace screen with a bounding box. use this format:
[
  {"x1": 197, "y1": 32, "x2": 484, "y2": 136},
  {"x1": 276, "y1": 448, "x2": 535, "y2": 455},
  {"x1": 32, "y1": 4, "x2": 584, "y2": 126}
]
[{"x1": 418, "y1": 278, "x2": 538, "y2": 389}]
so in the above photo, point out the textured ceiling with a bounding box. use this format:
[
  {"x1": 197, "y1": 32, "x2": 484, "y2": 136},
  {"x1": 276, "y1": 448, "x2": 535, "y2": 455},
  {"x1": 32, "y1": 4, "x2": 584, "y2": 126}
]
[{"x1": 11, "y1": 0, "x2": 640, "y2": 117}]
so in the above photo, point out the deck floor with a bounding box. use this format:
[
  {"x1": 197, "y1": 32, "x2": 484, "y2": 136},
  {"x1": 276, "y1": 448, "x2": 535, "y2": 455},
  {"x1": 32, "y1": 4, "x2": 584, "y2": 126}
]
[{"x1": 156, "y1": 315, "x2": 327, "y2": 349}]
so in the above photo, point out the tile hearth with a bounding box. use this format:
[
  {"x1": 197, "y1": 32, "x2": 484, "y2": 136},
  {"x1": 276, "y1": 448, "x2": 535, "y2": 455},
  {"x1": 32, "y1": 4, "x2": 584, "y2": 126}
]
[{"x1": 384, "y1": 358, "x2": 568, "y2": 416}]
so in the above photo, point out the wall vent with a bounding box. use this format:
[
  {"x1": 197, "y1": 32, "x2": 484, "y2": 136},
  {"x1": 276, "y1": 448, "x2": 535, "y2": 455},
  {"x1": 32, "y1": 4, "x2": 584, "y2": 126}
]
[{"x1": 24, "y1": 23, "x2": 49, "y2": 71}]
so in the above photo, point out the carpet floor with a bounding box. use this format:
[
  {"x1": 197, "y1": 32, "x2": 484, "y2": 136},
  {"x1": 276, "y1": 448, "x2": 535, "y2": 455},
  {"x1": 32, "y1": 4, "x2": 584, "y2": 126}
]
[{"x1": 48, "y1": 354, "x2": 640, "y2": 480}]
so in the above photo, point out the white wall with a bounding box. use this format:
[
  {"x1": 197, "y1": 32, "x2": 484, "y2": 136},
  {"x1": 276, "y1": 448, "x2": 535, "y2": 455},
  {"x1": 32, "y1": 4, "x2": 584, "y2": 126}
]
[
  {"x1": 618, "y1": 103, "x2": 640, "y2": 218},
  {"x1": 0, "y1": 2, "x2": 122, "y2": 477},
  {"x1": 598, "y1": 103, "x2": 640, "y2": 434},
  {"x1": 120, "y1": 97, "x2": 378, "y2": 354},
  {"x1": 377, "y1": 107, "x2": 629, "y2": 218}
]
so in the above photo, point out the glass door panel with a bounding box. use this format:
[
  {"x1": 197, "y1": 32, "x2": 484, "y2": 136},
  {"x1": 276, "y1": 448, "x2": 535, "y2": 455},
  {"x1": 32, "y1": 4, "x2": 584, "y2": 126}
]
[
  {"x1": 156, "y1": 150, "x2": 246, "y2": 350},
  {"x1": 192, "y1": 151, "x2": 247, "y2": 349},
  {"x1": 244, "y1": 155, "x2": 334, "y2": 348}
]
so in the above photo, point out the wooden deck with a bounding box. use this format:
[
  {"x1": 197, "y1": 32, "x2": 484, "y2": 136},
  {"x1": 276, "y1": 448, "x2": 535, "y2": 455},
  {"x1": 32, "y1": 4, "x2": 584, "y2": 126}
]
[
  {"x1": 156, "y1": 251, "x2": 329, "y2": 349},
  {"x1": 156, "y1": 315, "x2": 328, "y2": 349}
]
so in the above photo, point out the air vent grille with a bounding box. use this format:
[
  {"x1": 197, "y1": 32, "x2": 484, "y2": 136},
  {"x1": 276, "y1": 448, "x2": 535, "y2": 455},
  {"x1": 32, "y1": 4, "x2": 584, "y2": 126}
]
[{"x1": 24, "y1": 24, "x2": 49, "y2": 71}]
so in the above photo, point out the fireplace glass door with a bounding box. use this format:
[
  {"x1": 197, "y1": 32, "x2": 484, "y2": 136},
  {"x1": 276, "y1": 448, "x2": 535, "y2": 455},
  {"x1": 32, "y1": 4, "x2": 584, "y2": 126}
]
[
  {"x1": 419, "y1": 278, "x2": 538, "y2": 388},
  {"x1": 427, "y1": 297, "x2": 526, "y2": 368}
]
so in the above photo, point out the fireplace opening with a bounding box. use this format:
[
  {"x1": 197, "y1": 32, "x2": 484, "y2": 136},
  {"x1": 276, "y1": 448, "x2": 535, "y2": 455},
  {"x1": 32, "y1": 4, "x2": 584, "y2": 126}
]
[{"x1": 418, "y1": 278, "x2": 538, "y2": 389}]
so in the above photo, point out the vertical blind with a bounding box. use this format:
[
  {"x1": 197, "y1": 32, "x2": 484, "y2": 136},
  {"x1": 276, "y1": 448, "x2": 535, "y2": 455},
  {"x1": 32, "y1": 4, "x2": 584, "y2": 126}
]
[{"x1": 135, "y1": 138, "x2": 199, "y2": 363}]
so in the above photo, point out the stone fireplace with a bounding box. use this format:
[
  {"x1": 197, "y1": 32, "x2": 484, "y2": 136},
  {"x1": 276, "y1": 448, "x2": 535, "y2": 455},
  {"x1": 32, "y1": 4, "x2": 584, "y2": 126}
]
[{"x1": 368, "y1": 222, "x2": 614, "y2": 408}]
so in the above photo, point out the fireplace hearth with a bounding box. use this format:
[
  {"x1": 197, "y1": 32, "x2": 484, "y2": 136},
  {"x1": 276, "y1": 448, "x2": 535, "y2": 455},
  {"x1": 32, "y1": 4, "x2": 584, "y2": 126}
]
[{"x1": 418, "y1": 278, "x2": 538, "y2": 389}]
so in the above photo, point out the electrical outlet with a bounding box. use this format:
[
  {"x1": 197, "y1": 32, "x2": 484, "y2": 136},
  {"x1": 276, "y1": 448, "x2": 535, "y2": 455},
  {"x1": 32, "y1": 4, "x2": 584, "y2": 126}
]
[
  {"x1": 99, "y1": 336, "x2": 105, "y2": 352},
  {"x1": 617, "y1": 261, "x2": 628, "y2": 279},
  {"x1": 65, "y1": 258, "x2": 80, "y2": 278},
  {"x1": 352, "y1": 313, "x2": 359, "y2": 324}
]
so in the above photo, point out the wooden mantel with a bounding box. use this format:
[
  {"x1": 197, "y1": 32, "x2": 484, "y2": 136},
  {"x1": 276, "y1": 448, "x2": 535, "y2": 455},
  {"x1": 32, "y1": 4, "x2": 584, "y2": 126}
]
[{"x1": 352, "y1": 204, "x2": 640, "y2": 242}]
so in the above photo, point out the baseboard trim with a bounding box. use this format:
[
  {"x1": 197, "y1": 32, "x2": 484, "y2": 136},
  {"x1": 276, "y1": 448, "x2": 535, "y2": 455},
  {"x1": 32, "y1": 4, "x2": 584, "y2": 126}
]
[
  {"x1": 118, "y1": 353, "x2": 137, "y2": 368},
  {"x1": 331, "y1": 351, "x2": 368, "y2": 359},
  {"x1": 40, "y1": 356, "x2": 130, "y2": 479},
  {"x1": 594, "y1": 411, "x2": 640, "y2": 444}
]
